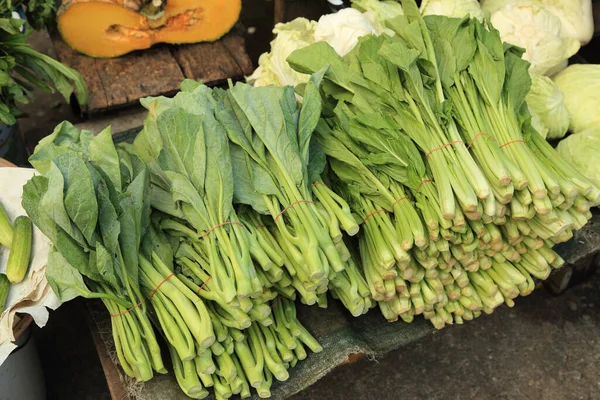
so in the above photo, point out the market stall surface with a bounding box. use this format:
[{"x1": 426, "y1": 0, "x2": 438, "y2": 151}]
[{"x1": 35, "y1": 272, "x2": 600, "y2": 400}]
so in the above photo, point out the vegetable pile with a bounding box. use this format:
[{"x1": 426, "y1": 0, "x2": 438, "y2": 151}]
[
  {"x1": 22, "y1": 0, "x2": 599, "y2": 397},
  {"x1": 287, "y1": 0, "x2": 599, "y2": 326}
]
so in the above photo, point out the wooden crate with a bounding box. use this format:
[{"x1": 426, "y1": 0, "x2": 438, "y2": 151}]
[{"x1": 51, "y1": 24, "x2": 254, "y2": 116}]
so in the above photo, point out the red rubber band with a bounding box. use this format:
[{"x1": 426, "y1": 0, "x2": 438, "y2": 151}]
[
  {"x1": 362, "y1": 209, "x2": 389, "y2": 224},
  {"x1": 499, "y1": 139, "x2": 525, "y2": 149},
  {"x1": 426, "y1": 140, "x2": 464, "y2": 159},
  {"x1": 467, "y1": 132, "x2": 494, "y2": 149},
  {"x1": 197, "y1": 276, "x2": 212, "y2": 295},
  {"x1": 391, "y1": 196, "x2": 411, "y2": 209},
  {"x1": 201, "y1": 221, "x2": 243, "y2": 239},
  {"x1": 274, "y1": 200, "x2": 314, "y2": 222},
  {"x1": 311, "y1": 181, "x2": 327, "y2": 188},
  {"x1": 110, "y1": 273, "x2": 175, "y2": 317},
  {"x1": 416, "y1": 179, "x2": 433, "y2": 193}
]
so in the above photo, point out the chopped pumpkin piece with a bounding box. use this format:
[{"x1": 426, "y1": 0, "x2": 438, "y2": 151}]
[{"x1": 57, "y1": 0, "x2": 241, "y2": 58}]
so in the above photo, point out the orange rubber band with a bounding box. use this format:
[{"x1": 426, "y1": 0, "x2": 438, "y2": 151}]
[
  {"x1": 110, "y1": 273, "x2": 175, "y2": 317},
  {"x1": 148, "y1": 273, "x2": 175, "y2": 302},
  {"x1": 274, "y1": 200, "x2": 315, "y2": 222},
  {"x1": 362, "y1": 209, "x2": 389, "y2": 224},
  {"x1": 201, "y1": 221, "x2": 243, "y2": 239},
  {"x1": 499, "y1": 139, "x2": 525, "y2": 149},
  {"x1": 467, "y1": 132, "x2": 495, "y2": 149},
  {"x1": 197, "y1": 276, "x2": 212, "y2": 295},
  {"x1": 391, "y1": 196, "x2": 411, "y2": 209},
  {"x1": 311, "y1": 181, "x2": 327, "y2": 188},
  {"x1": 416, "y1": 179, "x2": 433, "y2": 193},
  {"x1": 255, "y1": 224, "x2": 266, "y2": 229},
  {"x1": 426, "y1": 140, "x2": 464, "y2": 159}
]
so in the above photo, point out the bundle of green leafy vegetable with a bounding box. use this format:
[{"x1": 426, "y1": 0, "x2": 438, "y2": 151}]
[
  {"x1": 23, "y1": 118, "x2": 323, "y2": 398},
  {"x1": 0, "y1": 15, "x2": 87, "y2": 124},
  {"x1": 286, "y1": 0, "x2": 599, "y2": 327}
]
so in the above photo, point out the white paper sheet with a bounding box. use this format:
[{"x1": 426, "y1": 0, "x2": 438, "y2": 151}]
[{"x1": 0, "y1": 167, "x2": 57, "y2": 365}]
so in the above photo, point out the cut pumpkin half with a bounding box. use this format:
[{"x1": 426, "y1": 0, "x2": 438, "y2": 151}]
[{"x1": 57, "y1": 0, "x2": 242, "y2": 58}]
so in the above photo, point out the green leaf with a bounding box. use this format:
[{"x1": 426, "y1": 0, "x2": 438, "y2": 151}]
[
  {"x1": 88, "y1": 126, "x2": 122, "y2": 192},
  {"x1": 164, "y1": 171, "x2": 210, "y2": 231},
  {"x1": 40, "y1": 161, "x2": 88, "y2": 247},
  {"x1": 156, "y1": 108, "x2": 206, "y2": 194},
  {"x1": 202, "y1": 110, "x2": 234, "y2": 222},
  {"x1": 54, "y1": 153, "x2": 99, "y2": 244},
  {"x1": 298, "y1": 69, "x2": 326, "y2": 172},
  {"x1": 230, "y1": 83, "x2": 304, "y2": 188},
  {"x1": 97, "y1": 179, "x2": 121, "y2": 256},
  {"x1": 230, "y1": 143, "x2": 270, "y2": 214},
  {"x1": 46, "y1": 249, "x2": 93, "y2": 302},
  {"x1": 96, "y1": 243, "x2": 120, "y2": 289}
]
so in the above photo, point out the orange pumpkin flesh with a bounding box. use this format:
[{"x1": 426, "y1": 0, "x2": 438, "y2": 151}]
[{"x1": 57, "y1": 0, "x2": 241, "y2": 58}]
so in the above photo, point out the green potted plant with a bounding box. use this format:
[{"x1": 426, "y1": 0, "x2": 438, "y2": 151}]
[{"x1": 0, "y1": 3, "x2": 87, "y2": 159}]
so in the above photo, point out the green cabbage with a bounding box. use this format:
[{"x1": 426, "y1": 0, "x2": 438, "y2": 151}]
[
  {"x1": 526, "y1": 73, "x2": 570, "y2": 139},
  {"x1": 420, "y1": 0, "x2": 483, "y2": 21},
  {"x1": 557, "y1": 128, "x2": 600, "y2": 188},
  {"x1": 553, "y1": 64, "x2": 600, "y2": 134}
]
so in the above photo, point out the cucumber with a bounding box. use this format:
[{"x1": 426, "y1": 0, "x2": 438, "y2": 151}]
[
  {"x1": 6, "y1": 216, "x2": 32, "y2": 284},
  {"x1": 0, "y1": 202, "x2": 13, "y2": 248},
  {"x1": 0, "y1": 273, "x2": 9, "y2": 311}
]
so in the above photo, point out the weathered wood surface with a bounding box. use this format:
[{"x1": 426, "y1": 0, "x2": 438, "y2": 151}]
[{"x1": 51, "y1": 24, "x2": 254, "y2": 116}]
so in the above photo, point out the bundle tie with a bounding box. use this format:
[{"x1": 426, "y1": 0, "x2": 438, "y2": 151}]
[
  {"x1": 362, "y1": 209, "x2": 389, "y2": 224},
  {"x1": 467, "y1": 132, "x2": 495, "y2": 149},
  {"x1": 426, "y1": 141, "x2": 464, "y2": 159},
  {"x1": 110, "y1": 273, "x2": 175, "y2": 317},
  {"x1": 255, "y1": 224, "x2": 266, "y2": 229},
  {"x1": 311, "y1": 181, "x2": 327, "y2": 189},
  {"x1": 201, "y1": 221, "x2": 243, "y2": 239},
  {"x1": 274, "y1": 200, "x2": 315, "y2": 222},
  {"x1": 197, "y1": 276, "x2": 212, "y2": 295},
  {"x1": 416, "y1": 179, "x2": 433, "y2": 193},
  {"x1": 391, "y1": 196, "x2": 411, "y2": 209},
  {"x1": 499, "y1": 139, "x2": 525, "y2": 149}
]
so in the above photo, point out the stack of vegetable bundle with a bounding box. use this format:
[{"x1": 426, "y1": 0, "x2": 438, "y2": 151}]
[
  {"x1": 287, "y1": 0, "x2": 599, "y2": 327},
  {"x1": 23, "y1": 118, "x2": 322, "y2": 398}
]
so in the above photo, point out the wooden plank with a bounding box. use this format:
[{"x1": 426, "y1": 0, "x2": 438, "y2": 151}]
[
  {"x1": 171, "y1": 41, "x2": 243, "y2": 85},
  {"x1": 220, "y1": 27, "x2": 255, "y2": 76},
  {"x1": 52, "y1": 36, "x2": 185, "y2": 115},
  {"x1": 85, "y1": 303, "x2": 129, "y2": 400}
]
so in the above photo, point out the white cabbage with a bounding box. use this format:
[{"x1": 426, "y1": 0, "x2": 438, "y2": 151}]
[
  {"x1": 536, "y1": 0, "x2": 594, "y2": 45},
  {"x1": 557, "y1": 128, "x2": 600, "y2": 188},
  {"x1": 485, "y1": 0, "x2": 580, "y2": 76},
  {"x1": 247, "y1": 9, "x2": 377, "y2": 87},
  {"x1": 420, "y1": 0, "x2": 484, "y2": 22},
  {"x1": 526, "y1": 73, "x2": 570, "y2": 140},
  {"x1": 246, "y1": 18, "x2": 317, "y2": 87},
  {"x1": 314, "y1": 8, "x2": 378, "y2": 56},
  {"x1": 553, "y1": 64, "x2": 600, "y2": 134}
]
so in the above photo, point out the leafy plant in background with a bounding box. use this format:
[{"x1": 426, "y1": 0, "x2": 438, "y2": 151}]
[
  {"x1": 0, "y1": 0, "x2": 57, "y2": 31},
  {"x1": 0, "y1": 8, "x2": 87, "y2": 125}
]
